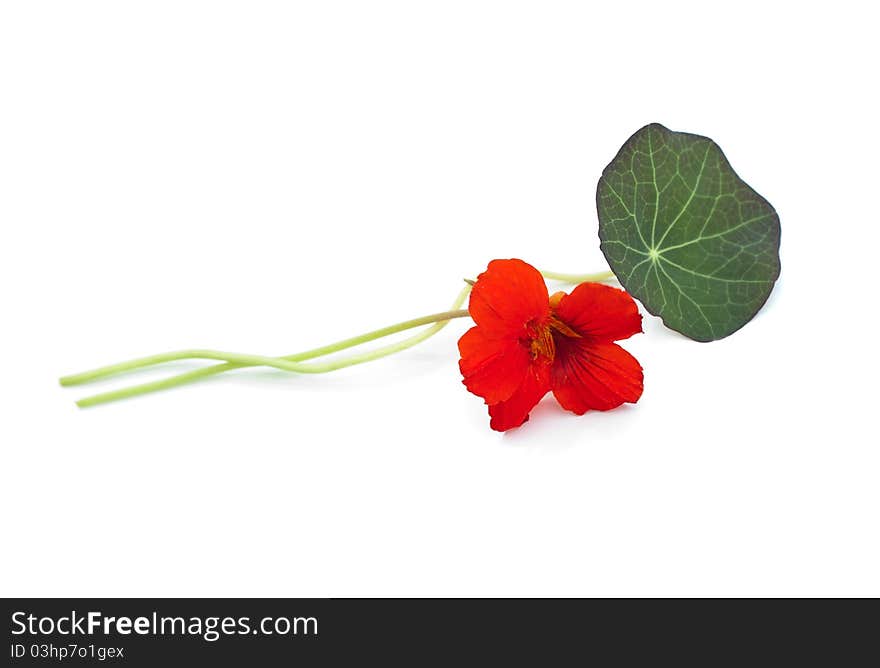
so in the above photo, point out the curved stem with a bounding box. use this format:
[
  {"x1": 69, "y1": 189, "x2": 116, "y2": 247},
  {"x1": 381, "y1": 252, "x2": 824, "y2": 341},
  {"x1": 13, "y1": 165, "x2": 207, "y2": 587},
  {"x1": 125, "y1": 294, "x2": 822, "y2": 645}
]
[
  {"x1": 71, "y1": 286, "x2": 473, "y2": 408},
  {"x1": 539, "y1": 269, "x2": 615, "y2": 283},
  {"x1": 69, "y1": 325, "x2": 470, "y2": 384},
  {"x1": 61, "y1": 308, "x2": 469, "y2": 387},
  {"x1": 75, "y1": 363, "x2": 245, "y2": 408},
  {"x1": 65, "y1": 267, "x2": 615, "y2": 408}
]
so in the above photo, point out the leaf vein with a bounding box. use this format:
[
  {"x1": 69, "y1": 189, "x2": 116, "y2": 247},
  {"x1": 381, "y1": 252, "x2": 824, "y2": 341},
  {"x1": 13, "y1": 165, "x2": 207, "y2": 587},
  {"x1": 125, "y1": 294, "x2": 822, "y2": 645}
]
[
  {"x1": 659, "y1": 256, "x2": 769, "y2": 284},
  {"x1": 655, "y1": 141, "x2": 713, "y2": 248},
  {"x1": 656, "y1": 261, "x2": 716, "y2": 338},
  {"x1": 658, "y1": 212, "x2": 775, "y2": 254}
]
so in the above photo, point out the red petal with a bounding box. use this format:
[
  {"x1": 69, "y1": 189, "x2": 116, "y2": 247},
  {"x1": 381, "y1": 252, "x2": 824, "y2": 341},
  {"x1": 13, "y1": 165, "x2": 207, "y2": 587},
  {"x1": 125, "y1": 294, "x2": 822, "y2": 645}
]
[
  {"x1": 551, "y1": 341, "x2": 643, "y2": 414},
  {"x1": 469, "y1": 259, "x2": 550, "y2": 338},
  {"x1": 553, "y1": 282, "x2": 642, "y2": 343},
  {"x1": 458, "y1": 326, "x2": 531, "y2": 404},
  {"x1": 488, "y1": 363, "x2": 551, "y2": 432}
]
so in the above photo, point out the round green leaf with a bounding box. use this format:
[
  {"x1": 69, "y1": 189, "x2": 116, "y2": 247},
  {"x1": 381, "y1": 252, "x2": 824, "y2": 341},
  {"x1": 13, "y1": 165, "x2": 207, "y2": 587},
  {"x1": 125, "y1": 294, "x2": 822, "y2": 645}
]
[{"x1": 596, "y1": 123, "x2": 780, "y2": 342}]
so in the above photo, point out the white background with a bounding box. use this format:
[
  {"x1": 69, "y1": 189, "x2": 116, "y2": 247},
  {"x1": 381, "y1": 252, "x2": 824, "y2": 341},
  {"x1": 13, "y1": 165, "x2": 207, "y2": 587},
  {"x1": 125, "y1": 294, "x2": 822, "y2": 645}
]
[{"x1": 2, "y1": 1, "x2": 878, "y2": 597}]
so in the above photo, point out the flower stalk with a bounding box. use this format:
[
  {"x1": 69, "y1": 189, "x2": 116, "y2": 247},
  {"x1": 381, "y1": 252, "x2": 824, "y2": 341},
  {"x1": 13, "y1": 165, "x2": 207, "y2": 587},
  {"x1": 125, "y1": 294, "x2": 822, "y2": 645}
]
[
  {"x1": 64, "y1": 286, "x2": 473, "y2": 407},
  {"x1": 61, "y1": 268, "x2": 616, "y2": 408}
]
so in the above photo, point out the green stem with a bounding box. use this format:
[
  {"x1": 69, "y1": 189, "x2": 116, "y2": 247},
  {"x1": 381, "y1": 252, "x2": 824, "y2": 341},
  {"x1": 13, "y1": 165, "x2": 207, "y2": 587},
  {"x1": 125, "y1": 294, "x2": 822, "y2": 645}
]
[
  {"x1": 69, "y1": 286, "x2": 473, "y2": 407},
  {"x1": 65, "y1": 267, "x2": 615, "y2": 408},
  {"x1": 540, "y1": 269, "x2": 615, "y2": 283},
  {"x1": 61, "y1": 309, "x2": 469, "y2": 387}
]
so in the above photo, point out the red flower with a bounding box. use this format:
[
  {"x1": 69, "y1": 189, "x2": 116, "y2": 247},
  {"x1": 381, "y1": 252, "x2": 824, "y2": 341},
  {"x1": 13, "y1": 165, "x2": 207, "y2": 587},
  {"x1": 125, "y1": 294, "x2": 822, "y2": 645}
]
[{"x1": 458, "y1": 259, "x2": 644, "y2": 431}]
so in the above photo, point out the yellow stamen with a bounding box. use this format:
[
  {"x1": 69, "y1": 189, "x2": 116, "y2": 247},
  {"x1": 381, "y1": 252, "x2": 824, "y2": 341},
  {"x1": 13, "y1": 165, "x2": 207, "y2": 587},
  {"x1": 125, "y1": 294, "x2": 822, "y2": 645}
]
[
  {"x1": 548, "y1": 315, "x2": 581, "y2": 340},
  {"x1": 525, "y1": 296, "x2": 583, "y2": 363},
  {"x1": 529, "y1": 324, "x2": 556, "y2": 362}
]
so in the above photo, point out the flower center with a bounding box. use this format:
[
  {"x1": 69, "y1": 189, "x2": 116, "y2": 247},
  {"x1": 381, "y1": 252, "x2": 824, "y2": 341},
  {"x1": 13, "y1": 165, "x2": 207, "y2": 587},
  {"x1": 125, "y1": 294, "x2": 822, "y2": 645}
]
[
  {"x1": 528, "y1": 322, "x2": 556, "y2": 362},
  {"x1": 525, "y1": 314, "x2": 581, "y2": 363}
]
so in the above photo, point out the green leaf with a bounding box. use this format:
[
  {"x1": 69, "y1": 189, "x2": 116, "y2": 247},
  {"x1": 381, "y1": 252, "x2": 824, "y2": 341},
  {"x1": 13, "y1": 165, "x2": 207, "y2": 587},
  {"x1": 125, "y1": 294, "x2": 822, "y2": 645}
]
[{"x1": 597, "y1": 123, "x2": 780, "y2": 342}]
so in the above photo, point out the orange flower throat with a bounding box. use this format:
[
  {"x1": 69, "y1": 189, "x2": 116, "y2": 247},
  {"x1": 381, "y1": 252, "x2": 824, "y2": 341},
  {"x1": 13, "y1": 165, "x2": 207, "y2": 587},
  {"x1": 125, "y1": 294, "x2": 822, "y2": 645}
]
[{"x1": 526, "y1": 292, "x2": 581, "y2": 363}]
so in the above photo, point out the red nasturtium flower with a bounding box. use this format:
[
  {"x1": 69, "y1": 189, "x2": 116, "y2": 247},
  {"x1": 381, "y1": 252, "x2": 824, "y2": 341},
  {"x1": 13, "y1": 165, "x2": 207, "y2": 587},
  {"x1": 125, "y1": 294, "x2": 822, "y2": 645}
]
[{"x1": 458, "y1": 259, "x2": 644, "y2": 431}]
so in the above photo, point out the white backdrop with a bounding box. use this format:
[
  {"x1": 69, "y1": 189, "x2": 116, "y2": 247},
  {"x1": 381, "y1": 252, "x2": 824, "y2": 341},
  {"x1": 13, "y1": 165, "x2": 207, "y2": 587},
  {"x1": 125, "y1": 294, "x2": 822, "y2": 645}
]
[{"x1": 2, "y1": 1, "x2": 878, "y2": 596}]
